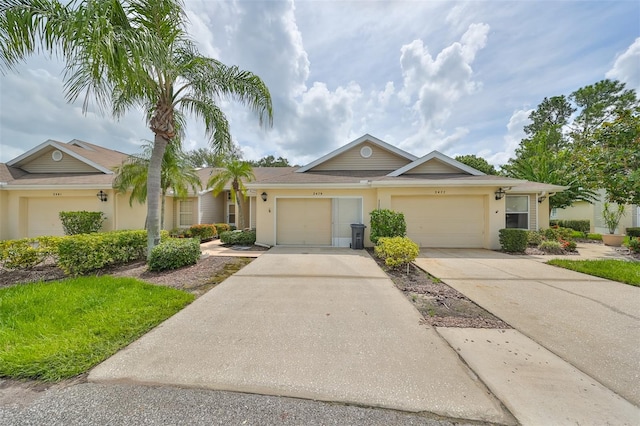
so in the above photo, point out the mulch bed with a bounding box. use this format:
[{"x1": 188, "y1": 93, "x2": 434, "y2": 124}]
[{"x1": 368, "y1": 250, "x2": 510, "y2": 329}]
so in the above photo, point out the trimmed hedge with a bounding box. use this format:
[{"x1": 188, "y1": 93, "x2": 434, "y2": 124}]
[
  {"x1": 189, "y1": 224, "x2": 216, "y2": 241},
  {"x1": 219, "y1": 229, "x2": 256, "y2": 245},
  {"x1": 0, "y1": 236, "x2": 63, "y2": 270},
  {"x1": 549, "y1": 219, "x2": 590, "y2": 234},
  {"x1": 626, "y1": 227, "x2": 640, "y2": 238},
  {"x1": 59, "y1": 211, "x2": 106, "y2": 235},
  {"x1": 374, "y1": 236, "x2": 419, "y2": 269},
  {"x1": 369, "y1": 209, "x2": 406, "y2": 244},
  {"x1": 148, "y1": 238, "x2": 201, "y2": 271},
  {"x1": 499, "y1": 229, "x2": 528, "y2": 253},
  {"x1": 57, "y1": 230, "x2": 147, "y2": 275}
]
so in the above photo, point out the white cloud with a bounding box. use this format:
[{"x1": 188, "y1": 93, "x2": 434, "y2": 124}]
[
  {"x1": 486, "y1": 109, "x2": 532, "y2": 167},
  {"x1": 606, "y1": 37, "x2": 640, "y2": 91},
  {"x1": 396, "y1": 23, "x2": 489, "y2": 153}
]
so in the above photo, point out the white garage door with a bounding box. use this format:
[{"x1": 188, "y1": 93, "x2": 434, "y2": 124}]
[
  {"x1": 28, "y1": 197, "x2": 100, "y2": 237},
  {"x1": 276, "y1": 198, "x2": 332, "y2": 245},
  {"x1": 391, "y1": 195, "x2": 485, "y2": 248}
]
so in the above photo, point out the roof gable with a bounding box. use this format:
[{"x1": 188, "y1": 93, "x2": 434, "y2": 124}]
[
  {"x1": 388, "y1": 150, "x2": 485, "y2": 177},
  {"x1": 7, "y1": 139, "x2": 126, "y2": 174},
  {"x1": 297, "y1": 134, "x2": 417, "y2": 173}
]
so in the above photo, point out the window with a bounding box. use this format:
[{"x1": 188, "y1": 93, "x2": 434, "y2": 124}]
[
  {"x1": 228, "y1": 203, "x2": 236, "y2": 225},
  {"x1": 506, "y1": 195, "x2": 529, "y2": 229},
  {"x1": 179, "y1": 200, "x2": 193, "y2": 227}
]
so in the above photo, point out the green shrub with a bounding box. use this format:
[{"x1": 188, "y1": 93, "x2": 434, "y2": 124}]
[
  {"x1": 219, "y1": 229, "x2": 256, "y2": 245},
  {"x1": 214, "y1": 223, "x2": 231, "y2": 234},
  {"x1": 499, "y1": 229, "x2": 528, "y2": 253},
  {"x1": 374, "y1": 237, "x2": 419, "y2": 269},
  {"x1": 544, "y1": 227, "x2": 573, "y2": 242},
  {"x1": 57, "y1": 230, "x2": 147, "y2": 275},
  {"x1": 587, "y1": 233, "x2": 602, "y2": 241},
  {"x1": 560, "y1": 239, "x2": 577, "y2": 251},
  {"x1": 550, "y1": 220, "x2": 590, "y2": 235},
  {"x1": 527, "y1": 230, "x2": 544, "y2": 246},
  {"x1": 628, "y1": 237, "x2": 640, "y2": 253},
  {"x1": 148, "y1": 238, "x2": 201, "y2": 271},
  {"x1": 59, "y1": 211, "x2": 106, "y2": 235},
  {"x1": 626, "y1": 227, "x2": 640, "y2": 238},
  {"x1": 188, "y1": 224, "x2": 216, "y2": 242},
  {"x1": 0, "y1": 236, "x2": 63, "y2": 270},
  {"x1": 538, "y1": 240, "x2": 563, "y2": 254},
  {"x1": 369, "y1": 209, "x2": 406, "y2": 244}
]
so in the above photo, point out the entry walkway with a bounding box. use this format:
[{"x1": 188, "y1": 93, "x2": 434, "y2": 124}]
[
  {"x1": 414, "y1": 249, "x2": 640, "y2": 424},
  {"x1": 89, "y1": 247, "x2": 512, "y2": 424}
]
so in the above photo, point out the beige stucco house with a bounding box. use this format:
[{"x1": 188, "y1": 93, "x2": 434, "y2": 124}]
[
  {"x1": 0, "y1": 135, "x2": 565, "y2": 249},
  {"x1": 551, "y1": 189, "x2": 639, "y2": 234}
]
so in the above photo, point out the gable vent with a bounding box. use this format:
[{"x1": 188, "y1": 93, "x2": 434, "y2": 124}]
[{"x1": 51, "y1": 150, "x2": 63, "y2": 162}]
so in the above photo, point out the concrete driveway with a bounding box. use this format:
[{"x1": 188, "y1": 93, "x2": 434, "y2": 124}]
[
  {"x1": 414, "y1": 249, "x2": 640, "y2": 410},
  {"x1": 89, "y1": 247, "x2": 512, "y2": 424}
]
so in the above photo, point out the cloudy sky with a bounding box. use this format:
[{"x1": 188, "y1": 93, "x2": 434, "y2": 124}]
[{"x1": 1, "y1": 0, "x2": 638, "y2": 167}]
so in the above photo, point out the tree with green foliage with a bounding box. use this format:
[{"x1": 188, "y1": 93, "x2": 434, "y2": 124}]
[
  {"x1": 502, "y1": 128, "x2": 596, "y2": 210},
  {"x1": 454, "y1": 154, "x2": 498, "y2": 175},
  {"x1": 578, "y1": 107, "x2": 639, "y2": 205},
  {"x1": 570, "y1": 79, "x2": 637, "y2": 144},
  {"x1": 185, "y1": 144, "x2": 243, "y2": 168},
  {"x1": 113, "y1": 140, "x2": 201, "y2": 229},
  {"x1": 207, "y1": 160, "x2": 255, "y2": 229},
  {"x1": 503, "y1": 79, "x2": 639, "y2": 210},
  {"x1": 0, "y1": 0, "x2": 273, "y2": 258},
  {"x1": 250, "y1": 155, "x2": 292, "y2": 167}
]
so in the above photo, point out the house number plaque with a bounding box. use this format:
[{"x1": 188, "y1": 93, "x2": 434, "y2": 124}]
[
  {"x1": 434, "y1": 190, "x2": 446, "y2": 194},
  {"x1": 313, "y1": 192, "x2": 323, "y2": 196}
]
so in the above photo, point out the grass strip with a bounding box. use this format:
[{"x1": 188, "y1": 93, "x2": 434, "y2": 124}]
[
  {"x1": 547, "y1": 259, "x2": 640, "y2": 287},
  {"x1": 0, "y1": 276, "x2": 194, "y2": 381}
]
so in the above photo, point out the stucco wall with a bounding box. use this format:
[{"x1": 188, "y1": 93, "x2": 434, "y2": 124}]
[{"x1": 255, "y1": 187, "x2": 377, "y2": 247}]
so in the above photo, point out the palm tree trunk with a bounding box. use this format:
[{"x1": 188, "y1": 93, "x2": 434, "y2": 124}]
[
  {"x1": 232, "y1": 180, "x2": 244, "y2": 229},
  {"x1": 147, "y1": 134, "x2": 169, "y2": 258},
  {"x1": 161, "y1": 191, "x2": 166, "y2": 230}
]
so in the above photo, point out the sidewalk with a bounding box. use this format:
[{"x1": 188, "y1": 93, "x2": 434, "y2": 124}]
[
  {"x1": 199, "y1": 238, "x2": 266, "y2": 258},
  {"x1": 414, "y1": 249, "x2": 640, "y2": 424}
]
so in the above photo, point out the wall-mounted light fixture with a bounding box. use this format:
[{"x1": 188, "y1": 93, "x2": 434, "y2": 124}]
[
  {"x1": 261, "y1": 192, "x2": 268, "y2": 202},
  {"x1": 97, "y1": 190, "x2": 108, "y2": 202},
  {"x1": 494, "y1": 188, "x2": 506, "y2": 200},
  {"x1": 538, "y1": 195, "x2": 547, "y2": 203}
]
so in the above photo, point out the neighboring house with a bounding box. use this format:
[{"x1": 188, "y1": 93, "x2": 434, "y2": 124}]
[
  {"x1": 0, "y1": 135, "x2": 565, "y2": 249},
  {"x1": 551, "y1": 189, "x2": 639, "y2": 234}
]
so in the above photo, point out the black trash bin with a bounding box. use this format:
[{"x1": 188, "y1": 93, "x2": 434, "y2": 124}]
[{"x1": 350, "y1": 223, "x2": 366, "y2": 250}]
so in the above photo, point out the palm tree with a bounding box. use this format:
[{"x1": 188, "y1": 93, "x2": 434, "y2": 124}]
[
  {"x1": 0, "y1": 0, "x2": 273, "y2": 258},
  {"x1": 113, "y1": 140, "x2": 201, "y2": 229},
  {"x1": 207, "y1": 160, "x2": 254, "y2": 230}
]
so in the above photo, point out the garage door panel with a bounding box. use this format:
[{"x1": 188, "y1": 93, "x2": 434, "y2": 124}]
[
  {"x1": 28, "y1": 197, "x2": 99, "y2": 237},
  {"x1": 391, "y1": 196, "x2": 485, "y2": 248},
  {"x1": 276, "y1": 199, "x2": 331, "y2": 245}
]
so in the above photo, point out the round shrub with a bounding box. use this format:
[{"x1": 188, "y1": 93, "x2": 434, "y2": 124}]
[
  {"x1": 498, "y1": 229, "x2": 528, "y2": 253},
  {"x1": 219, "y1": 229, "x2": 256, "y2": 245},
  {"x1": 148, "y1": 238, "x2": 201, "y2": 271},
  {"x1": 189, "y1": 224, "x2": 216, "y2": 242},
  {"x1": 374, "y1": 236, "x2": 419, "y2": 269},
  {"x1": 527, "y1": 230, "x2": 544, "y2": 246},
  {"x1": 59, "y1": 211, "x2": 106, "y2": 235},
  {"x1": 538, "y1": 240, "x2": 563, "y2": 254}
]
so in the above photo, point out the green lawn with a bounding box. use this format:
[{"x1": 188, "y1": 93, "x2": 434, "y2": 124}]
[
  {"x1": 547, "y1": 259, "x2": 640, "y2": 287},
  {"x1": 0, "y1": 276, "x2": 194, "y2": 381}
]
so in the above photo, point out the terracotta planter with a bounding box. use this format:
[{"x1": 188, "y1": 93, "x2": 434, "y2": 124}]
[{"x1": 602, "y1": 234, "x2": 625, "y2": 247}]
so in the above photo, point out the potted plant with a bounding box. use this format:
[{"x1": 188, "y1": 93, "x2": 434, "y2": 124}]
[{"x1": 601, "y1": 202, "x2": 626, "y2": 247}]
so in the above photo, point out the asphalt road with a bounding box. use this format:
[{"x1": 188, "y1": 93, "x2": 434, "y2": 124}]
[{"x1": 1, "y1": 383, "x2": 479, "y2": 426}]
